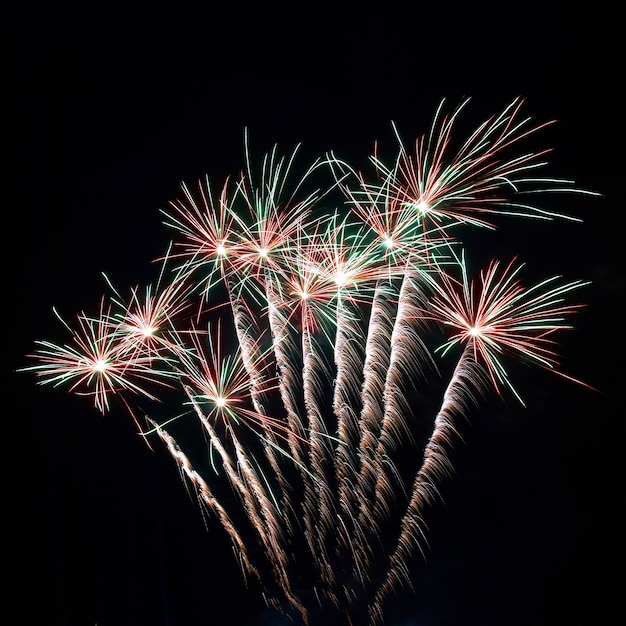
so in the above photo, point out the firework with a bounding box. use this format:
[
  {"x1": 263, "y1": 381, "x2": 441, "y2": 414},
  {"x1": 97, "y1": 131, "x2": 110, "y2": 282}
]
[
  {"x1": 22, "y1": 100, "x2": 595, "y2": 625},
  {"x1": 23, "y1": 298, "x2": 178, "y2": 414}
]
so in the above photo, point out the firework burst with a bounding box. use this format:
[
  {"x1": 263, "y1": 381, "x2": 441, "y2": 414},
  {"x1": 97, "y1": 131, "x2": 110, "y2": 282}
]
[
  {"x1": 425, "y1": 252, "x2": 590, "y2": 402},
  {"x1": 23, "y1": 298, "x2": 177, "y2": 414},
  {"x1": 22, "y1": 100, "x2": 596, "y2": 625}
]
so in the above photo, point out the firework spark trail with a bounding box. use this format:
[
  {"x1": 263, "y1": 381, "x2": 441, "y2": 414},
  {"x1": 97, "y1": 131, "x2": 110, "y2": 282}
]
[
  {"x1": 347, "y1": 281, "x2": 398, "y2": 581},
  {"x1": 239, "y1": 129, "x2": 329, "y2": 232},
  {"x1": 253, "y1": 279, "x2": 319, "y2": 553},
  {"x1": 263, "y1": 225, "x2": 341, "y2": 584},
  {"x1": 183, "y1": 383, "x2": 259, "y2": 517},
  {"x1": 221, "y1": 275, "x2": 306, "y2": 549},
  {"x1": 264, "y1": 281, "x2": 307, "y2": 464},
  {"x1": 148, "y1": 419, "x2": 262, "y2": 584},
  {"x1": 306, "y1": 211, "x2": 397, "y2": 578},
  {"x1": 177, "y1": 346, "x2": 306, "y2": 618},
  {"x1": 229, "y1": 429, "x2": 297, "y2": 608},
  {"x1": 301, "y1": 319, "x2": 337, "y2": 589},
  {"x1": 369, "y1": 346, "x2": 482, "y2": 623},
  {"x1": 332, "y1": 295, "x2": 368, "y2": 581},
  {"x1": 356, "y1": 283, "x2": 397, "y2": 472},
  {"x1": 223, "y1": 276, "x2": 275, "y2": 432},
  {"x1": 330, "y1": 272, "x2": 367, "y2": 511},
  {"x1": 369, "y1": 272, "x2": 433, "y2": 523},
  {"x1": 184, "y1": 386, "x2": 309, "y2": 620},
  {"x1": 310, "y1": 213, "x2": 386, "y2": 526}
]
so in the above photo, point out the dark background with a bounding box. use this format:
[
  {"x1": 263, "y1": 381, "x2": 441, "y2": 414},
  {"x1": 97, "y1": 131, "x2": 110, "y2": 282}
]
[{"x1": 7, "y1": 1, "x2": 623, "y2": 625}]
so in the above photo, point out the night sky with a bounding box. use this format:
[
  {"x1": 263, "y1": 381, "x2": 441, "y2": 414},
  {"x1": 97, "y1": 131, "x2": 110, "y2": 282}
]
[{"x1": 8, "y1": 2, "x2": 623, "y2": 625}]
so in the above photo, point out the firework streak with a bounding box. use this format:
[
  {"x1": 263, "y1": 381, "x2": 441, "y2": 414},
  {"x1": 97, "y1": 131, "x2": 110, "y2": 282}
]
[{"x1": 23, "y1": 99, "x2": 596, "y2": 625}]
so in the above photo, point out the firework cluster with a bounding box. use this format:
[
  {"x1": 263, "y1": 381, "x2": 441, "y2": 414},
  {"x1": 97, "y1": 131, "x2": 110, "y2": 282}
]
[{"x1": 24, "y1": 99, "x2": 593, "y2": 624}]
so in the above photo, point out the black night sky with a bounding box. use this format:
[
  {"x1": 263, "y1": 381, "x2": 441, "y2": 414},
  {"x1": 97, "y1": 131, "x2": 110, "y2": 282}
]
[{"x1": 7, "y1": 2, "x2": 623, "y2": 625}]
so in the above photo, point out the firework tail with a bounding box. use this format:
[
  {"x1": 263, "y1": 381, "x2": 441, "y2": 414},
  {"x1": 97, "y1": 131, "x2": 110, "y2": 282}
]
[
  {"x1": 149, "y1": 419, "x2": 261, "y2": 584},
  {"x1": 369, "y1": 271, "x2": 432, "y2": 525},
  {"x1": 183, "y1": 386, "x2": 308, "y2": 621},
  {"x1": 263, "y1": 276, "x2": 335, "y2": 593},
  {"x1": 369, "y1": 345, "x2": 483, "y2": 623},
  {"x1": 301, "y1": 320, "x2": 337, "y2": 590},
  {"x1": 333, "y1": 296, "x2": 367, "y2": 565},
  {"x1": 224, "y1": 276, "x2": 302, "y2": 537},
  {"x1": 347, "y1": 281, "x2": 397, "y2": 582}
]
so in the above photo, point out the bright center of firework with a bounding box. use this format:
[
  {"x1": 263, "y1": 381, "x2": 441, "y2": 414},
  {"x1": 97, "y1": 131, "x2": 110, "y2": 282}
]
[
  {"x1": 216, "y1": 242, "x2": 227, "y2": 256},
  {"x1": 140, "y1": 324, "x2": 156, "y2": 337},
  {"x1": 93, "y1": 358, "x2": 109, "y2": 372},
  {"x1": 403, "y1": 199, "x2": 431, "y2": 213},
  {"x1": 215, "y1": 396, "x2": 227, "y2": 408},
  {"x1": 382, "y1": 235, "x2": 395, "y2": 249},
  {"x1": 257, "y1": 247, "x2": 269, "y2": 259},
  {"x1": 290, "y1": 282, "x2": 310, "y2": 301},
  {"x1": 334, "y1": 270, "x2": 352, "y2": 287},
  {"x1": 468, "y1": 326, "x2": 483, "y2": 337}
]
